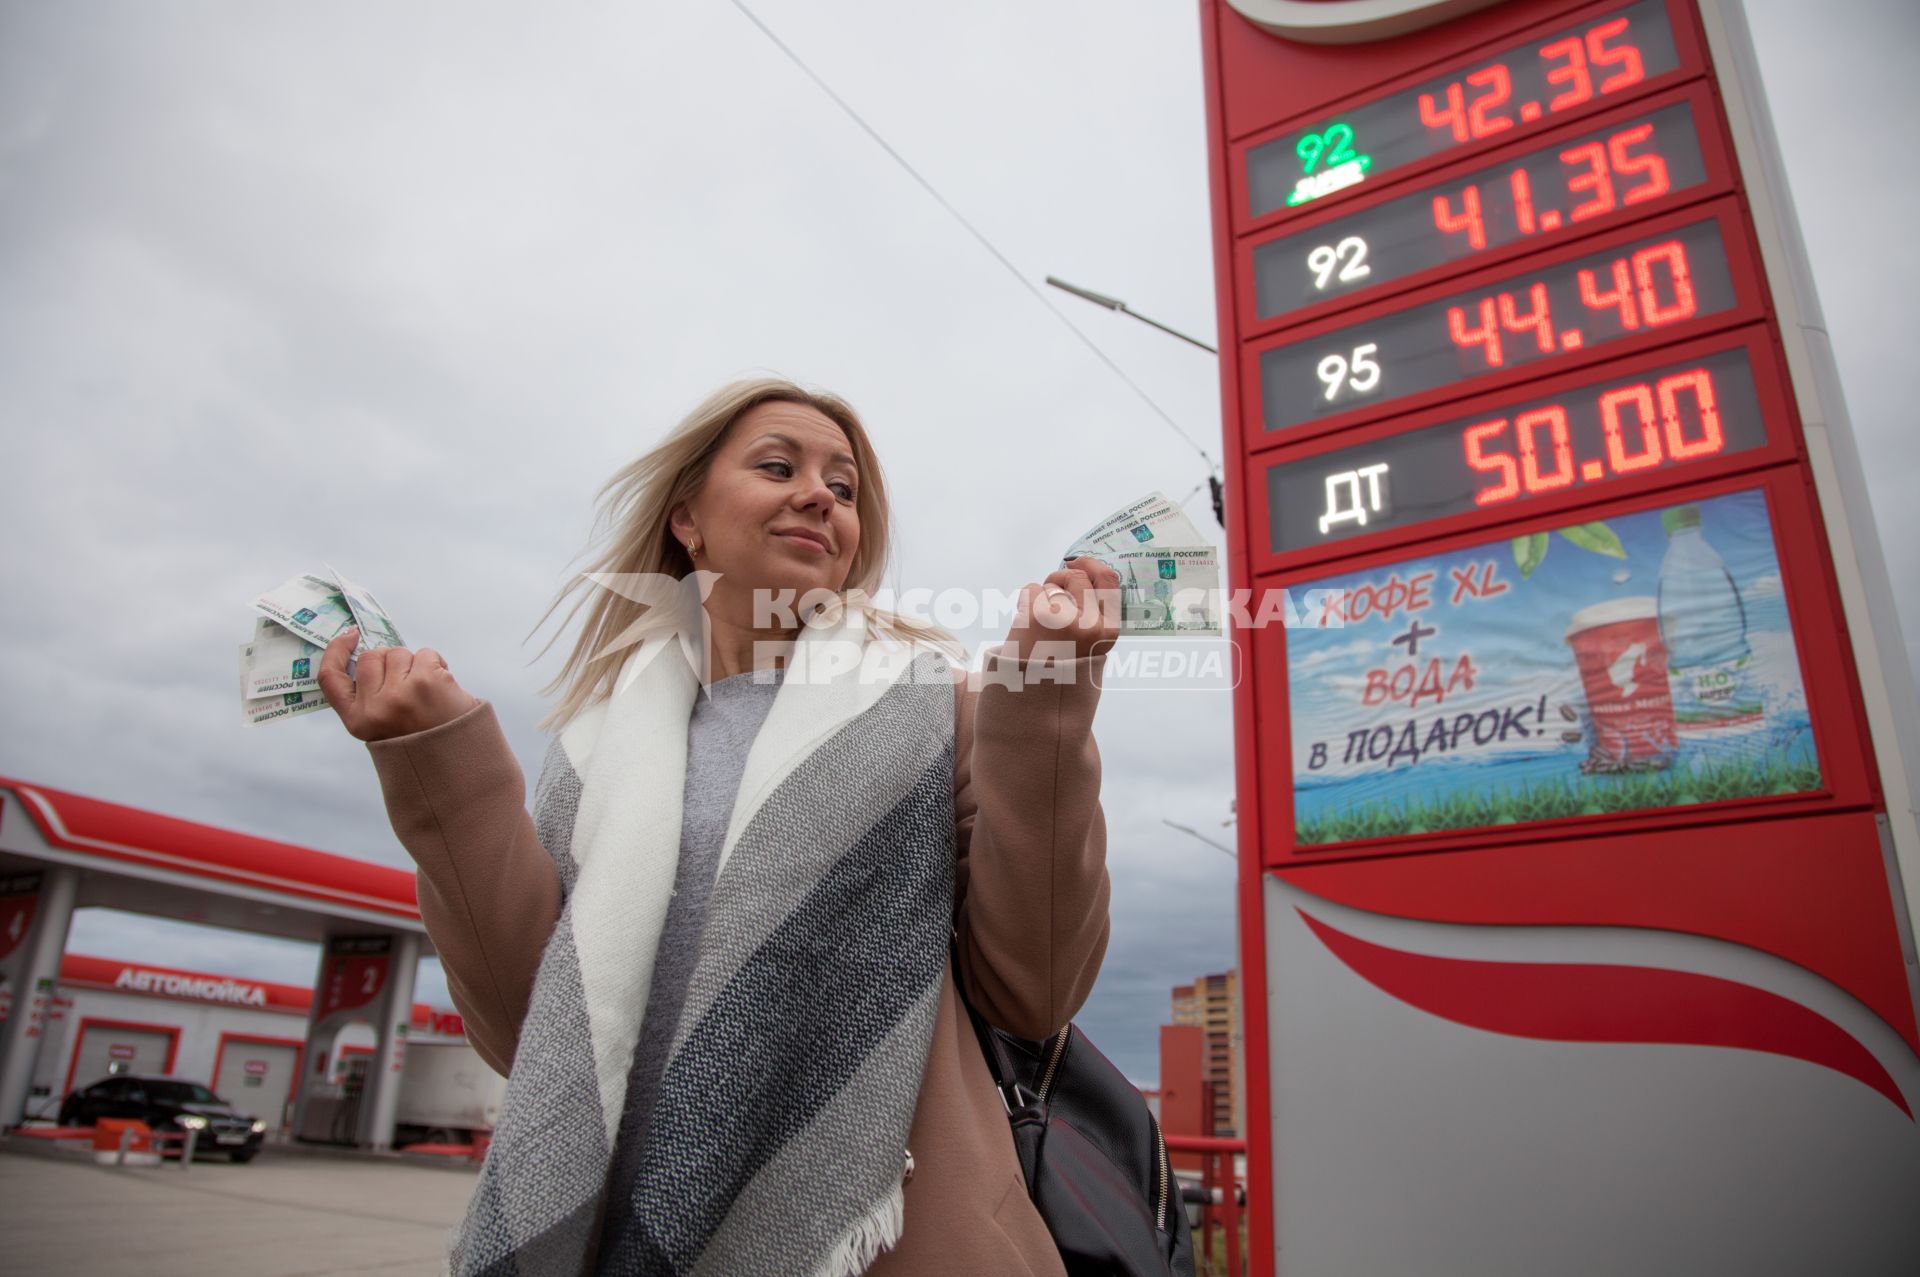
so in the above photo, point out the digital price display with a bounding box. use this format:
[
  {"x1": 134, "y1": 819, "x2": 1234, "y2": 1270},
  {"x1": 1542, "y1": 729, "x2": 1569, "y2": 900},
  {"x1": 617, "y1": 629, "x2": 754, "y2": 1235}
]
[
  {"x1": 1252, "y1": 101, "x2": 1708, "y2": 319},
  {"x1": 1266, "y1": 346, "x2": 1769, "y2": 552},
  {"x1": 1245, "y1": 0, "x2": 1681, "y2": 218},
  {"x1": 1259, "y1": 216, "x2": 1737, "y2": 435}
]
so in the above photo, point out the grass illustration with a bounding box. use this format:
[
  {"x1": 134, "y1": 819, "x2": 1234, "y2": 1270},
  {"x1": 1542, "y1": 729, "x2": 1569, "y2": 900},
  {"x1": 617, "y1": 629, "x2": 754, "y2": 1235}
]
[{"x1": 1295, "y1": 747, "x2": 1821, "y2": 846}]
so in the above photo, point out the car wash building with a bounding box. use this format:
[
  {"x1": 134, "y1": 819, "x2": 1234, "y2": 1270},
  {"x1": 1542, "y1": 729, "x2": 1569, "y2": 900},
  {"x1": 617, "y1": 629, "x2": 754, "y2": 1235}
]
[{"x1": 5, "y1": 951, "x2": 471, "y2": 1133}]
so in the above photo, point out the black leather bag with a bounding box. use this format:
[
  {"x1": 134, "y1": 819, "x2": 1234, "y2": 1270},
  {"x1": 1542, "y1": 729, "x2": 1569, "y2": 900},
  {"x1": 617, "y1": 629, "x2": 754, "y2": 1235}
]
[{"x1": 958, "y1": 988, "x2": 1196, "y2": 1277}]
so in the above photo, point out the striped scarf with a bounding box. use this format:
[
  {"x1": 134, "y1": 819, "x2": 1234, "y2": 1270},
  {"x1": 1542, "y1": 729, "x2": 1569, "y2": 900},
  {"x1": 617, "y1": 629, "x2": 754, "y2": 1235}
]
[{"x1": 451, "y1": 617, "x2": 956, "y2": 1276}]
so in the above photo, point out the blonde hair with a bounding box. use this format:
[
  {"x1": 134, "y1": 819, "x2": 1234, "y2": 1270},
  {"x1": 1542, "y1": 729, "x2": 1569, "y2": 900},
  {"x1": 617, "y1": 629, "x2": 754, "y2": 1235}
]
[{"x1": 534, "y1": 377, "x2": 957, "y2": 728}]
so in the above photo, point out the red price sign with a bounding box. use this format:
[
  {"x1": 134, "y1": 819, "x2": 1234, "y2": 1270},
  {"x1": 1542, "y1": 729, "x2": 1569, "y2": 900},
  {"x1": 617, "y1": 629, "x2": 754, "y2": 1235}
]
[
  {"x1": 318, "y1": 953, "x2": 389, "y2": 1019},
  {"x1": 1257, "y1": 214, "x2": 1739, "y2": 436},
  {"x1": 0, "y1": 895, "x2": 34, "y2": 963},
  {"x1": 1263, "y1": 344, "x2": 1772, "y2": 553},
  {"x1": 1244, "y1": 0, "x2": 1684, "y2": 218},
  {"x1": 1253, "y1": 98, "x2": 1712, "y2": 321}
]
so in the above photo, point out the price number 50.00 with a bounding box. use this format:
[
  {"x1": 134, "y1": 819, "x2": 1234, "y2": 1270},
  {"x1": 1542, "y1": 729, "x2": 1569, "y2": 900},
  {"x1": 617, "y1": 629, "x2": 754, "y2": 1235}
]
[{"x1": 1463, "y1": 367, "x2": 1725, "y2": 506}]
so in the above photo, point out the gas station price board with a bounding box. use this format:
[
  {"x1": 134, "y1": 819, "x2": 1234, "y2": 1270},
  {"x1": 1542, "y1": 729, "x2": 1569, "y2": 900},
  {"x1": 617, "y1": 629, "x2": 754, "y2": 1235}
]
[
  {"x1": 1265, "y1": 342, "x2": 1769, "y2": 552},
  {"x1": 1205, "y1": 3, "x2": 1920, "y2": 1270},
  {"x1": 1251, "y1": 96, "x2": 1711, "y2": 318},
  {"x1": 1244, "y1": 0, "x2": 1683, "y2": 217},
  {"x1": 1257, "y1": 212, "x2": 1739, "y2": 435},
  {"x1": 1205, "y1": 0, "x2": 1910, "y2": 861}
]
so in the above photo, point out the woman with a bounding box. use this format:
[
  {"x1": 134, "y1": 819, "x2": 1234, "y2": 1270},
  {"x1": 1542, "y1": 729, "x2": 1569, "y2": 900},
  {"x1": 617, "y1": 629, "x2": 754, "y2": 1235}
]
[{"x1": 316, "y1": 378, "x2": 1119, "y2": 1277}]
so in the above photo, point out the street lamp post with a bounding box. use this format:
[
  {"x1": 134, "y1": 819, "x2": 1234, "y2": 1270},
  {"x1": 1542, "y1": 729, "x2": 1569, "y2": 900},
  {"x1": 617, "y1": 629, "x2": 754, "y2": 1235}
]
[
  {"x1": 1045, "y1": 276, "x2": 1219, "y2": 354},
  {"x1": 1163, "y1": 818, "x2": 1235, "y2": 858},
  {"x1": 1045, "y1": 276, "x2": 1226, "y2": 527}
]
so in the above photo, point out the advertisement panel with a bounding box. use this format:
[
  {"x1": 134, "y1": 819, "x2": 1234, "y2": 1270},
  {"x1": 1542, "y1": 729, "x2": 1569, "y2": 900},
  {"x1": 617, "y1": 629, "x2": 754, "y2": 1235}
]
[{"x1": 1287, "y1": 486, "x2": 1818, "y2": 843}]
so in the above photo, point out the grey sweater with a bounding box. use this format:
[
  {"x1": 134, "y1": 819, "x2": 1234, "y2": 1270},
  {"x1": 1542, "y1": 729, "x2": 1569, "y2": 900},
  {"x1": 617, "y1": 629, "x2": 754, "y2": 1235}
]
[{"x1": 595, "y1": 669, "x2": 782, "y2": 1273}]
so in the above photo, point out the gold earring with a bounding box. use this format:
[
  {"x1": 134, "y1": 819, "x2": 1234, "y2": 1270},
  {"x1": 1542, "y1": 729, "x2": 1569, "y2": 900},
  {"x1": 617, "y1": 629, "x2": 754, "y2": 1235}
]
[{"x1": 687, "y1": 541, "x2": 699, "y2": 558}]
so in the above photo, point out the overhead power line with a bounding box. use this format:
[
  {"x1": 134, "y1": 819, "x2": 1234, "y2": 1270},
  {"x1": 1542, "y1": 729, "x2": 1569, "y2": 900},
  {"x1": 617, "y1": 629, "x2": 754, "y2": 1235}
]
[{"x1": 726, "y1": 0, "x2": 1216, "y2": 468}]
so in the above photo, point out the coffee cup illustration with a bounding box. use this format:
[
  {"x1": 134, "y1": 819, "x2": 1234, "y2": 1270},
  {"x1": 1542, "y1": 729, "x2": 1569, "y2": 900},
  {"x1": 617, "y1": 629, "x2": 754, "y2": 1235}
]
[{"x1": 1565, "y1": 597, "x2": 1679, "y2": 772}]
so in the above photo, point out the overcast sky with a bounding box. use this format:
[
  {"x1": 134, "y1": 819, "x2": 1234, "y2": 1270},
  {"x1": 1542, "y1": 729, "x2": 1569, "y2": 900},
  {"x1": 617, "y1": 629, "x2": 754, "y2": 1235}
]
[{"x1": 2, "y1": 1, "x2": 1914, "y2": 1088}]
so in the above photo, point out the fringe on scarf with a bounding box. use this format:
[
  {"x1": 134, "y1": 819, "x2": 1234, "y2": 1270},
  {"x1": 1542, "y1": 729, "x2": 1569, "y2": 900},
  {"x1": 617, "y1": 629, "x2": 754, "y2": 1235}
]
[{"x1": 810, "y1": 1182, "x2": 907, "y2": 1277}]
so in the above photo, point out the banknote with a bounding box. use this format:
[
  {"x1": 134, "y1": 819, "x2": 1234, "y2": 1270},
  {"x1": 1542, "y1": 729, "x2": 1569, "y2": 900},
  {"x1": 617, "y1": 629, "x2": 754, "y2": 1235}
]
[
  {"x1": 1066, "y1": 491, "x2": 1208, "y2": 561},
  {"x1": 324, "y1": 564, "x2": 406, "y2": 652},
  {"x1": 242, "y1": 568, "x2": 406, "y2": 726},
  {"x1": 1106, "y1": 545, "x2": 1223, "y2": 634},
  {"x1": 240, "y1": 617, "x2": 321, "y2": 698},
  {"x1": 1064, "y1": 493, "x2": 1222, "y2": 635},
  {"x1": 252, "y1": 573, "x2": 358, "y2": 650},
  {"x1": 238, "y1": 646, "x2": 331, "y2": 727},
  {"x1": 241, "y1": 686, "x2": 331, "y2": 727}
]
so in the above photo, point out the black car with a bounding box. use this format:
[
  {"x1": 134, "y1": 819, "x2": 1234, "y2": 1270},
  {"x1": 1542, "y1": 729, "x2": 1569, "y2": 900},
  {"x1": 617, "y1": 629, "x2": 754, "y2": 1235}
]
[{"x1": 58, "y1": 1074, "x2": 267, "y2": 1162}]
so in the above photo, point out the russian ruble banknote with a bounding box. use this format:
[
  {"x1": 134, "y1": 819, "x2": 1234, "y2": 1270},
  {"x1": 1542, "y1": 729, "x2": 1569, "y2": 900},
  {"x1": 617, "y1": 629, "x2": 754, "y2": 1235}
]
[
  {"x1": 238, "y1": 647, "x2": 330, "y2": 726},
  {"x1": 252, "y1": 571, "x2": 360, "y2": 649},
  {"x1": 326, "y1": 564, "x2": 406, "y2": 652},
  {"x1": 1102, "y1": 544, "x2": 1223, "y2": 634},
  {"x1": 239, "y1": 570, "x2": 406, "y2": 726},
  {"x1": 1065, "y1": 491, "x2": 1222, "y2": 635},
  {"x1": 242, "y1": 616, "x2": 320, "y2": 697}
]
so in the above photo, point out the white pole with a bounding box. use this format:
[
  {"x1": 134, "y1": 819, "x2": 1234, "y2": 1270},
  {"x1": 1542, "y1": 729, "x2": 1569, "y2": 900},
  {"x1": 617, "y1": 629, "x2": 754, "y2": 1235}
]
[{"x1": 0, "y1": 867, "x2": 78, "y2": 1128}]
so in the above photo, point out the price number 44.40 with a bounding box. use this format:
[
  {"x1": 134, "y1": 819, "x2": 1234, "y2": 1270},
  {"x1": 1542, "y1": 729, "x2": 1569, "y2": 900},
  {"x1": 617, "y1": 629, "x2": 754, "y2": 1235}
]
[{"x1": 1447, "y1": 238, "x2": 1696, "y2": 368}]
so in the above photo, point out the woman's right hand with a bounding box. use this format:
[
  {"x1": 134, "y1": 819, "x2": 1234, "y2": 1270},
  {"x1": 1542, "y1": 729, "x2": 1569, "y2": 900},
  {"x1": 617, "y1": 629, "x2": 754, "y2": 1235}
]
[{"x1": 317, "y1": 627, "x2": 482, "y2": 742}]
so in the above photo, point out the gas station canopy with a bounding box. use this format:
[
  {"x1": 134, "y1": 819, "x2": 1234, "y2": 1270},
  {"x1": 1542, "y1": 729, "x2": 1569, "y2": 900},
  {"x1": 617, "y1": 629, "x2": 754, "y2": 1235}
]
[{"x1": 0, "y1": 776, "x2": 427, "y2": 947}]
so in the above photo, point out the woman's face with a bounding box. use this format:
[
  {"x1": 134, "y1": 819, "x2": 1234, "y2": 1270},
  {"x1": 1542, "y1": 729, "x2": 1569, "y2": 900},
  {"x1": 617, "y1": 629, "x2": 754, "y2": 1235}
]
[{"x1": 670, "y1": 400, "x2": 861, "y2": 610}]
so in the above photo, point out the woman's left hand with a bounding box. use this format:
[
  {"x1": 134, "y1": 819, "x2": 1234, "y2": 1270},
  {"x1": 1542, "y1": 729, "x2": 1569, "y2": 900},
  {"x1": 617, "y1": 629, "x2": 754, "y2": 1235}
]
[{"x1": 1002, "y1": 555, "x2": 1122, "y2": 662}]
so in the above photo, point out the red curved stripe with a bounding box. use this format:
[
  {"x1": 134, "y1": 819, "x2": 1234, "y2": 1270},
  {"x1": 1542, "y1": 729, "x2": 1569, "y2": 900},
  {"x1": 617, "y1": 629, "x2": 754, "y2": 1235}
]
[
  {"x1": 1278, "y1": 813, "x2": 1920, "y2": 1059},
  {"x1": 1298, "y1": 908, "x2": 1912, "y2": 1119}
]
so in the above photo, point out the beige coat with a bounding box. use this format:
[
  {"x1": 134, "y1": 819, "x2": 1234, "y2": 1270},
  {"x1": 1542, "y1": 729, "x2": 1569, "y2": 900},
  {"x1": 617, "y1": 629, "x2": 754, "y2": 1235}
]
[{"x1": 366, "y1": 652, "x2": 1111, "y2": 1275}]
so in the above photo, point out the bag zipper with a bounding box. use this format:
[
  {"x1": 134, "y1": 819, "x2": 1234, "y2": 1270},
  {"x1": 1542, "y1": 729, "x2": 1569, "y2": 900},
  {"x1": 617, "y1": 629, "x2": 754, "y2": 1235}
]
[
  {"x1": 1020, "y1": 1024, "x2": 1176, "y2": 1240},
  {"x1": 1149, "y1": 1112, "x2": 1170, "y2": 1231},
  {"x1": 1035, "y1": 1028, "x2": 1071, "y2": 1104}
]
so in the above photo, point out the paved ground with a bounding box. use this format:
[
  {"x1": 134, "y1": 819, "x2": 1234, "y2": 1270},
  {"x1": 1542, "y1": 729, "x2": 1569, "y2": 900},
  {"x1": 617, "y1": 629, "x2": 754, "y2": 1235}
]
[{"x1": 0, "y1": 1144, "x2": 476, "y2": 1275}]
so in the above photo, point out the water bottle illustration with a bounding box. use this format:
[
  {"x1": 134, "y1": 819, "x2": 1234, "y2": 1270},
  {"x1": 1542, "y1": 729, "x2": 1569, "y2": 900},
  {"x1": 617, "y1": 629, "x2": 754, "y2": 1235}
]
[{"x1": 1657, "y1": 505, "x2": 1765, "y2": 735}]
